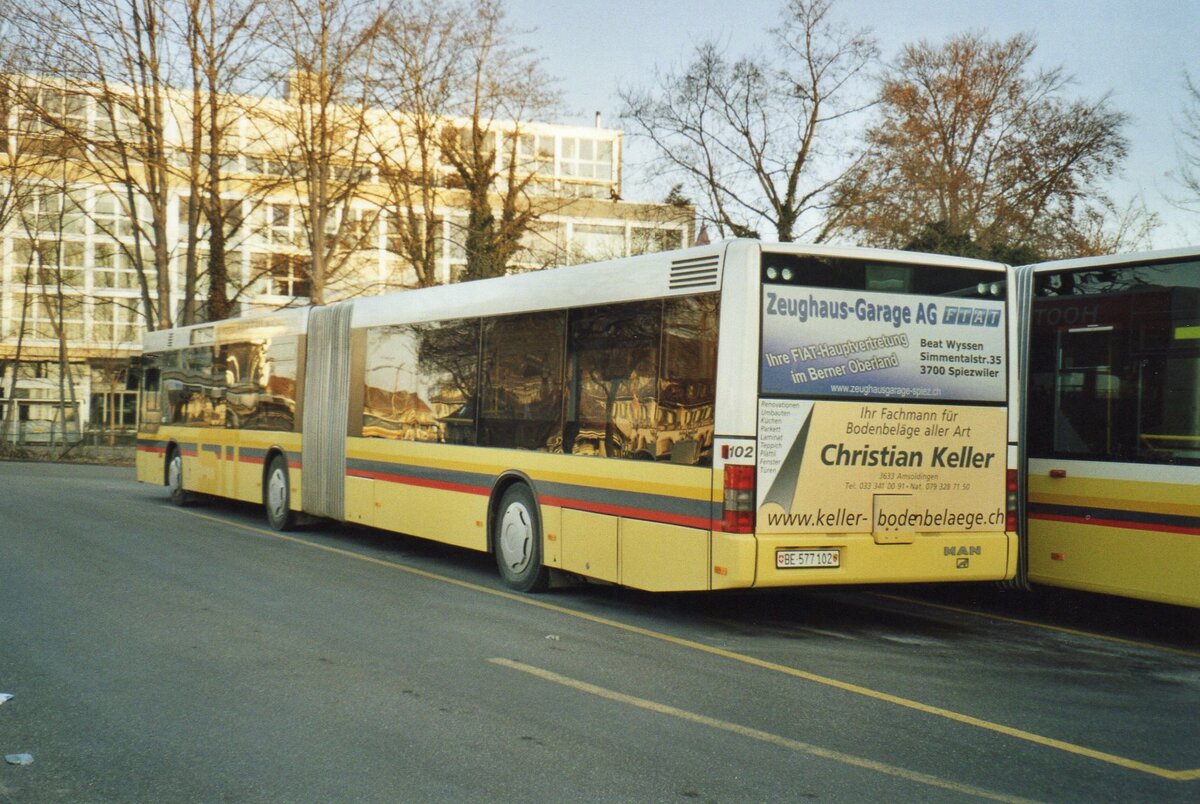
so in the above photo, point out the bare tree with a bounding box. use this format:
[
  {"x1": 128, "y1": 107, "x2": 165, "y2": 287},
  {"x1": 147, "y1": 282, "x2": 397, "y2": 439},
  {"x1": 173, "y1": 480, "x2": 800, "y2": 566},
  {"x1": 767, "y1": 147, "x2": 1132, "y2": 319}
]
[
  {"x1": 370, "y1": 0, "x2": 462, "y2": 288},
  {"x1": 828, "y1": 31, "x2": 1149, "y2": 259},
  {"x1": 619, "y1": 0, "x2": 877, "y2": 241},
  {"x1": 0, "y1": 65, "x2": 57, "y2": 442},
  {"x1": 1171, "y1": 70, "x2": 1200, "y2": 218},
  {"x1": 258, "y1": 0, "x2": 389, "y2": 305},
  {"x1": 176, "y1": 0, "x2": 273, "y2": 322},
  {"x1": 8, "y1": 166, "x2": 85, "y2": 450},
  {"x1": 437, "y1": 0, "x2": 561, "y2": 281},
  {"x1": 14, "y1": 0, "x2": 191, "y2": 330}
]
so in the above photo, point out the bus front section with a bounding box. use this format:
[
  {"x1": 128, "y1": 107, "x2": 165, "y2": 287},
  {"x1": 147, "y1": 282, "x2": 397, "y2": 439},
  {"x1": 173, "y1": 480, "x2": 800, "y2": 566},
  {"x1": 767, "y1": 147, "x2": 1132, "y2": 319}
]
[{"x1": 713, "y1": 247, "x2": 1017, "y2": 589}]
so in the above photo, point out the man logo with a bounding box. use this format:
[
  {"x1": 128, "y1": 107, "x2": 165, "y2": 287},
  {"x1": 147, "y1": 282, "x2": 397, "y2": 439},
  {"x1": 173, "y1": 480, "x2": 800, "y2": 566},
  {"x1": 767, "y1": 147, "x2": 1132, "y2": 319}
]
[
  {"x1": 945, "y1": 545, "x2": 982, "y2": 556},
  {"x1": 956, "y1": 558, "x2": 970, "y2": 569}
]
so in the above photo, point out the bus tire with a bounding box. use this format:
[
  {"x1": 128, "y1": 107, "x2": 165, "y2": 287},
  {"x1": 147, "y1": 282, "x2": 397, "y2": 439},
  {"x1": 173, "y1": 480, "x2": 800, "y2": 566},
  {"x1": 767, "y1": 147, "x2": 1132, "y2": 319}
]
[
  {"x1": 494, "y1": 484, "x2": 549, "y2": 592},
  {"x1": 167, "y1": 447, "x2": 191, "y2": 507},
  {"x1": 264, "y1": 455, "x2": 296, "y2": 531}
]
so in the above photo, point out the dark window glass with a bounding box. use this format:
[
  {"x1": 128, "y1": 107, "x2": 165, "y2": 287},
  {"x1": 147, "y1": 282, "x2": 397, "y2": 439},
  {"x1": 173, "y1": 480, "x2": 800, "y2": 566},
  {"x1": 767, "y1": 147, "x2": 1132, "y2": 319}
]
[
  {"x1": 90, "y1": 392, "x2": 139, "y2": 431},
  {"x1": 164, "y1": 346, "x2": 224, "y2": 427},
  {"x1": 139, "y1": 356, "x2": 161, "y2": 433},
  {"x1": 479, "y1": 311, "x2": 565, "y2": 450},
  {"x1": 566, "y1": 301, "x2": 660, "y2": 459},
  {"x1": 1029, "y1": 260, "x2": 1200, "y2": 465},
  {"x1": 363, "y1": 320, "x2": 480, "y2": 444},
  {"x1": 762, "y1": 253, "x2": 1005, "y2": 299},
  {"x1": 221, "y1": 337, "x2": 299, "y2": 431},
  {"x1": 416, "y1": 320, "x2": 480, "y2": 444},
  {"x1": 658, "y1": 295, "x2": 719, "y2": 465}
]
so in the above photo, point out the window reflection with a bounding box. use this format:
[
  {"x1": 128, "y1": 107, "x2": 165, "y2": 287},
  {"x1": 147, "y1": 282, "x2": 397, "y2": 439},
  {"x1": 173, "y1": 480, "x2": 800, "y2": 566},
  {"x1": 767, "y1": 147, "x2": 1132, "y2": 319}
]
[
  {"x1": 139, "y1": 356, "x2": 162, "y2": 433},
  {"x1": 356, "y1": 294, "x2": 719, "y2": 464},
  {"x1": 479, "y1": 311, "x2": 566, "y2": 451},
  {"x1": 658, "y1": 296, "x2": 718, "y2": 464},
  {"x1": 363, "y1": 321, "x2": 479, "y2": 443},
  {"x1": 221, "y1": 337, "x2": 298, "y2": 431},
  {"x1": 158, "y1": 337, "x2": 298, "y2": 430},
  {"x1": 566, "y1": 301, "x2": 660, "y2": 458},
  {"x1": 163, "y1": 346, "x2": 224, "y2": 427},
  {"x1": 1029, "y1": 261, "x2": 1200, "y2": 465}
]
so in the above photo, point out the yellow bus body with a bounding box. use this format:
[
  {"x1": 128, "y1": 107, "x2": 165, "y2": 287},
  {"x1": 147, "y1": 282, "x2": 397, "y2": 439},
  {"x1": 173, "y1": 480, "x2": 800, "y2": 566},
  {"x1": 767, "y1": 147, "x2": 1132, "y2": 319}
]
[
  {"x1": 138, "y1": 240, "x2": 1017, "y2": 593},
  {"x1": 1026, "y1": 466, "x2": 1200, "y2": 608},
  {"x1": 138, "y1": 428, "x2": 304, "y2": 509}
]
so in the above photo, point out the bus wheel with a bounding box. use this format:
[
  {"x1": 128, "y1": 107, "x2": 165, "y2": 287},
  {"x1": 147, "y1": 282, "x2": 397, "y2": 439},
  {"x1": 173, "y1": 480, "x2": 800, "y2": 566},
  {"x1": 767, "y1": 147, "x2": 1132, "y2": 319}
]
[
  {"x1": 264, "y1": 455, "x2": 296, "y2": 531},
  {"x1": 494, "y1": 484, "x2": 549, "y2": 592},
  {"x1": 167, "y1": 448, "x2": 191, "y2": 507}
]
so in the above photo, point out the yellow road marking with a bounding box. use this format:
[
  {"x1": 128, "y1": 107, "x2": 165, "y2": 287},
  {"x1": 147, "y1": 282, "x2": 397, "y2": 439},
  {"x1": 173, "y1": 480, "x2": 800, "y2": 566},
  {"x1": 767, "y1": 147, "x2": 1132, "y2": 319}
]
[
  {"x1": 874, "y1": 593, "x2": 1200, "y2": 661},
  {"x1": 180, "y1": 507, "x2": 1200, "y2": 782},
  {"x1": 489, "y1": 658, "x2": 1034, "y2": 803}
]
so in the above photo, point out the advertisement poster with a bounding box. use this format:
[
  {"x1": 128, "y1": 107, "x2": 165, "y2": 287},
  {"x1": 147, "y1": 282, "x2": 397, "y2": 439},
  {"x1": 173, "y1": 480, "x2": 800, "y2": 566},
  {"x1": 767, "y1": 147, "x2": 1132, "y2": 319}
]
[
  {"x1": 756, "y1": 399, "x2": 1006, "y2": 535},
  {"x1": 761, "y1": 285, "x2": 1006, "y2": 402}
]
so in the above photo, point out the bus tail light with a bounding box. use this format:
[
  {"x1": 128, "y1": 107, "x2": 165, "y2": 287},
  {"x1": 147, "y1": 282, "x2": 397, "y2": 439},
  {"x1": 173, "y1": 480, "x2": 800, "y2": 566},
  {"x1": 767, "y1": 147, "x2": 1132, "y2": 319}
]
[
  {"x1": 1006, "y1": 469, "x2": 1018, "y2": 533},
  {"x1": 723, "y1": 464, "x2": 755, "y2": 533}
]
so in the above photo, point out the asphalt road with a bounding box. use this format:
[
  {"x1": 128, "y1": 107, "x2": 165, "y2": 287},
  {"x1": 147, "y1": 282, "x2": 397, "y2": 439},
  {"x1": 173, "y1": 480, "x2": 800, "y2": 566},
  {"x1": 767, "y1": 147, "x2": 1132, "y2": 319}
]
[{"x1": 1, "y1": 461, "x2": 1197, "y2": 802}]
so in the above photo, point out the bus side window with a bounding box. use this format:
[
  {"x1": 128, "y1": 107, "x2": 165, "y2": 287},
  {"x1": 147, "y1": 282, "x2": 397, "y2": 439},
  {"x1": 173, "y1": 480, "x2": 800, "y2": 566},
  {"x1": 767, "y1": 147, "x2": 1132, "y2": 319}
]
[
  {"x1": 139, "y1": 361, "x2": 162, "y2": 431},
  {"x1": 414, "y1": 320, "x2": 480, "y2": 445},
  {"x1": 479, "y1": 311, "x2": 565, "y2": 451},
  {"x1": 1030, "y1": 262, "x2": 1200, "y2": 465},
  {"x1": 565, "y1": 301, "x2": 660, "y2": 459},
  {"x1": 160, "y1": 350, "x2": 187, "y2": 426},
  {"x1": 658, "y1": 295, "x2": 719, "y2": 466},
  {"x1": 170, "y1": 346, "x2": 225, "y2": 428},
  {"x1": 362, "y1": 321, "x2": 480, "y2": 444},
  {"x1": 220, "y1": 338, "x2": 298, "y2": 432}
]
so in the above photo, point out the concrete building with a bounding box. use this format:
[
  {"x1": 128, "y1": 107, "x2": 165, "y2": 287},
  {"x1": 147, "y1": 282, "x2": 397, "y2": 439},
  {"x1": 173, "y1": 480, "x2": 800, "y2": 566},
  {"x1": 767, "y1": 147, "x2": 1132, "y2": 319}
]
[{"x1": 0, "y1": 80, "x2": 691, "y2": 443}]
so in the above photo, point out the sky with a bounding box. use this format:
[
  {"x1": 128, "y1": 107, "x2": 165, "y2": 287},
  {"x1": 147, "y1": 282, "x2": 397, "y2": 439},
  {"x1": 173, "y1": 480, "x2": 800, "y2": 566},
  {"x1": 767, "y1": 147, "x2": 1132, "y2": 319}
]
[{"x1": 505, "y1": 0, "x2": 1200, "y2": 248}]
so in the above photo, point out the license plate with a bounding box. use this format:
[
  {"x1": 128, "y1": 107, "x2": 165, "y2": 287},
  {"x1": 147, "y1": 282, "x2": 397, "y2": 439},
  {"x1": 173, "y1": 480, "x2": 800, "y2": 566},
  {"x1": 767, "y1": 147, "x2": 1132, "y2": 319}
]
[{"x1": 776, "y1": 549, "x2": 840, "y2": 569}]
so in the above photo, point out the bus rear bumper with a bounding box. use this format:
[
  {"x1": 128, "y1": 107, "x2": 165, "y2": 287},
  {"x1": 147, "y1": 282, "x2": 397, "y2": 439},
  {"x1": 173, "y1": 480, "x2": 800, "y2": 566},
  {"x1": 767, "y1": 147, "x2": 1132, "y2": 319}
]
[{"x1": 713, "y1": 530, "x2": 1016, "y2": 589}]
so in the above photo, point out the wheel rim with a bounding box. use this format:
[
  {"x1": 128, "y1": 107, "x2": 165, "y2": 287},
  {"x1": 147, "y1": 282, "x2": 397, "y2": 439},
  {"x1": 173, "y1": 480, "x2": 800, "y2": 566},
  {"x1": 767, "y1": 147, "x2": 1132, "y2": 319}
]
[
  {"x1": 168, "y1": 454, "x2": 183, "y2": 495},
  {"x1": 267, "y1": 467, "x2": 288, "y2": 522},
  {"x1": 498, "y1": 501, "x2": 533, "y2": 573}
]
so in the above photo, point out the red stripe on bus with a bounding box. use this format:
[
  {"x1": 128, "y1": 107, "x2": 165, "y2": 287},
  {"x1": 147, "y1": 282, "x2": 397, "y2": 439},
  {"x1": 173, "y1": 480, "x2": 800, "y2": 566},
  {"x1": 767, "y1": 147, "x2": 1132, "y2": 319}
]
[
  {"x1": 538, "y1": 494, "x2": 712, "y2": 531},
  {"x1": 347, "y1": 470, "x2": 713, "y2": 530},
  {"x1": 1030, "y1": 512, "x2": 1200, "y2": 537},
  {"x1": 236, "y1": 456, "x2": 301, "y2": 469},
  {"x1": 346, "y1": 468, "x2": 489, "y2": 497},
  {"x1": 137, "y1": 445, "x2": 166, "y2": 455}
]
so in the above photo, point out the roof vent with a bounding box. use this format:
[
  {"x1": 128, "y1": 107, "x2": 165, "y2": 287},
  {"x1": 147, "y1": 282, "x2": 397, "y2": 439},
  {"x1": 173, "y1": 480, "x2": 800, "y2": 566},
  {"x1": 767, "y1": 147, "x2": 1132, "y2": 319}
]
[{"x1": 669, "y1": 254, "x2": 721, "y2": 290}]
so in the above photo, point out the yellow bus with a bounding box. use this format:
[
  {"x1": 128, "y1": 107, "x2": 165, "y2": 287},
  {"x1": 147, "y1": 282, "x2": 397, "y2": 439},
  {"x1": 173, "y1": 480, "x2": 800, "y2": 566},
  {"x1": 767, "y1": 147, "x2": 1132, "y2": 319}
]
[
  {"x1": 136, "y1": 240, "x2": 1016, "y2": 592},
  {"x1": 1013, "y1": 248, "x2": 1200, "y2": 607}
]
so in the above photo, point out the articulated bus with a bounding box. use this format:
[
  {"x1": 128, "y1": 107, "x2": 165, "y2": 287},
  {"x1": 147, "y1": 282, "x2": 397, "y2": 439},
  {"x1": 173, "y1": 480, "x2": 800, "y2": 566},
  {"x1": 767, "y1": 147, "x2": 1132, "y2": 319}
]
[
  {"x1": 1013, "y1": 248, "x2": 1200, "y2": 607},
  {"x1": 136, "y1": 240, "x2": 1016, "y2": 592}
]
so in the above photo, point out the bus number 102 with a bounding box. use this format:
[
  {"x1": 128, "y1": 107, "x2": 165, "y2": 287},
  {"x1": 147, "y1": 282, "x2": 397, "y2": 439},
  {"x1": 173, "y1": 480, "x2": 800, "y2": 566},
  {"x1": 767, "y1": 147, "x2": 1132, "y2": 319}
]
[{"x1": 722, "y1": 444, "x2": 756, "y2": 460}]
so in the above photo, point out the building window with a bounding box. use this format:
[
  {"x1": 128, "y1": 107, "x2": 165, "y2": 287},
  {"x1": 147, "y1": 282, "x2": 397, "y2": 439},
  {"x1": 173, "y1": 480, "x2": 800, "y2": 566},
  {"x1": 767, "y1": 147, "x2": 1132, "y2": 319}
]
[
  {"x1": 571, "y1": 224, "x2": 625, "y2": 262},
  {"x1": 18, "y1": 88, "x2": 88, "y2": 135},
  {"x1": 9, "y1": 293, "x2": 84, "y2": 341},
  {"x1": 93, "y1": 242, "x2": 140, "y2": 289},
  {"x1": 503, "y1": 132, "x2": 554, "y2": 176},
  {"x1": 93, "y1": 193, "x2": 137, "y2": 238},
  {"x1": 89, "y1": 391, "x2": 139, "y2": 431},
  {"x1": 12, "y1": 238, "x2": 84, "y2": 289},
  {"x1": 95, "y1": 99, "x2": 137, "y2": 141},
  {"x1": 92, "y1": 299, "x2": 142, "y2": 345},
  {"x1": 257, "y1": 253, "x2": 310, "y2": 298},
  {"x1": 631, "y1": 226, "x2": 684, "y2": 255},
  {"x1": 561, "y1": 137, "x2": 614, "y2": 182}
]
